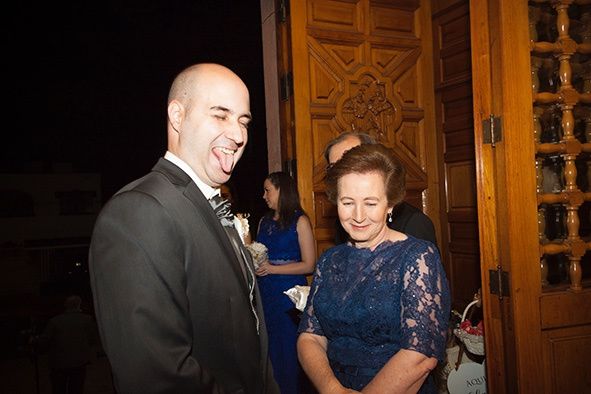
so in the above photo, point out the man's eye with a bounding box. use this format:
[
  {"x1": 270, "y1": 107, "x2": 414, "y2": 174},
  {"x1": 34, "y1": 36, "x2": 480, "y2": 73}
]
[
  {"x1": 240, "y1": 121, "x2": 250, "y2": 129},
  {"x1": 214, "y1": 114, "x2": 227, "y2": 121}
]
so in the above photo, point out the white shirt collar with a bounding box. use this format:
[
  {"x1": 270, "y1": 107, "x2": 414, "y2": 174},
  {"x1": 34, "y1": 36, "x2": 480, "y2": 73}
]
[{"x1": 164, "y1": 151, "x2": 219, "y2": 200}]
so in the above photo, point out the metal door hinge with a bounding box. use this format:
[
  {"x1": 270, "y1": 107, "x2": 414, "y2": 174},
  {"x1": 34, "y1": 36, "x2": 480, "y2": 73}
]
[
  {"x1": 284, "y1": 159, "x2": 297, "y2": 179},
  {"x1": 483, "y1": 115, "x2": 502, "y2": 146},
  {"x1": 280, "y1": 72, "x2": 293, "y2": 101},
  {"x1": 489, "y1": 265, "x2": 510, "y2": 299},
  {"x1": 278, "y1": 0, "x2": 289, "y2": 23}
]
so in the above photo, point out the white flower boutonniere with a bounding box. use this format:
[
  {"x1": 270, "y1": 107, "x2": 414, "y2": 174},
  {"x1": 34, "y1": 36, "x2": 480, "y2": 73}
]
[{"x1": 233, "y1": 213, "x2": 250, "y2": 244}]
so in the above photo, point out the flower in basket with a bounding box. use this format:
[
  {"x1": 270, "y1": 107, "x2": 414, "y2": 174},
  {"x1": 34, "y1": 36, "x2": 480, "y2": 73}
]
[
  {"x1": 245, "y1": 241, "x2": 268, "y2": 269},
  {"x1": 453, "y1": 295, "x2": 485, "y2": 356},
  {"x1": 459, "y1": 319, "x2": 484, "y2": 336},
  {"x1": 454, "y1": 320, "x2": 485, "y2": 356}
]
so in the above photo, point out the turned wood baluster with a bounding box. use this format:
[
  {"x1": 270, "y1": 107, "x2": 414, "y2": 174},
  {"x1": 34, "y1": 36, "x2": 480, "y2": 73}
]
[
  {"x1": 569, "y1": 256, "x2": 583, "y2": 291},
  {"x1": 556, "y1": 1, "x2": 584, "y2": 291},
  {"x1": 556, "y1": 3, "x2": 573, "y2": 91},
  {"x1": 556, "y1": 2, "x2": 570, "y2": 40},
  {"x1": 561, "y1": 106, "x2": 575, "y2": 141}
]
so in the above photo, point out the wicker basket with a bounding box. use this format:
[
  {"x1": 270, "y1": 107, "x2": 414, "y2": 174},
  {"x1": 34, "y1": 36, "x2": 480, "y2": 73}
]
[{"x1": 453, "y1": 299, "x2": 485, "y2": 356}]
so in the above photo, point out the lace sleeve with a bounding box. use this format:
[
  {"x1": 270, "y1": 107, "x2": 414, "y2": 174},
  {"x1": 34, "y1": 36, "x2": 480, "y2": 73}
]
[
  {"x1": 400, "y1": 244, "x2": 450, "y2": 361},
  {"x1": 297, "y1": 255, "x2": 325, "y2": 336}
]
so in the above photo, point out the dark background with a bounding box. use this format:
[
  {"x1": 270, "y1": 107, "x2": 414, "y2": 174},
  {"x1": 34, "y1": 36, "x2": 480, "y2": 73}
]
[{"x1": 5, "y1": 0, "x2": 270, "y2": 214}]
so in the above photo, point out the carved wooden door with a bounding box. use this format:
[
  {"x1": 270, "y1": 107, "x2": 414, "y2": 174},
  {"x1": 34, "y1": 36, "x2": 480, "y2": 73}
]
[
  {"x1": 288, "y1": 0, "x2": 442, "y2": 256},
  {"x1": 471, "y1": 0, "x2": 591, "y2": 392}
]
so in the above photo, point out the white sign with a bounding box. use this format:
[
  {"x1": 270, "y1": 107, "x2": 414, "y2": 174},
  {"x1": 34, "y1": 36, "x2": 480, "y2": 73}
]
[{"x1": 447, "y1": 361, "x2": 486, "y2": 394}]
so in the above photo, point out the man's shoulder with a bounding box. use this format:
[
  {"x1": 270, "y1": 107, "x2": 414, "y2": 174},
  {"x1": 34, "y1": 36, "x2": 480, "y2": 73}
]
[
  {"x1": 391, "y1": 202, "x2": 437, "y2": 245},
  {"x1": 397, "y1": 201, "x2": 425, "y2": 216},
  {"x1": 108, "y1": 160, "x2": 192, "y2": 205}
]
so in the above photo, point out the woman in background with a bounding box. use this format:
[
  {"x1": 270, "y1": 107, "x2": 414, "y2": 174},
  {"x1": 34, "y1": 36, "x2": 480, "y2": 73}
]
[
  {"x1": 297, "y1": 144, "x2": 450, "y2": 393},
  {"x1": 256, "y1": 171, "x2": 316, "y2": 394}
]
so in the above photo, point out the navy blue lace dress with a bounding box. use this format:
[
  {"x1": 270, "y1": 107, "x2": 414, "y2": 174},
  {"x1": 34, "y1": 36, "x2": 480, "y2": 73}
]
[
  {"x1": 257, "y1": 211, "x2": 308, "y2": 394},
  {"x1": 298, "y1": 237, "x2": 450, "y2": 393}
]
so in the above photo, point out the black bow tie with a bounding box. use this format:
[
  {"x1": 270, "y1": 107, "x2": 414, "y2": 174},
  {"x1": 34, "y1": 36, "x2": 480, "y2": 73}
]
[{"x1": 209, "y1": 195, "x2": 234, "y2": 227}]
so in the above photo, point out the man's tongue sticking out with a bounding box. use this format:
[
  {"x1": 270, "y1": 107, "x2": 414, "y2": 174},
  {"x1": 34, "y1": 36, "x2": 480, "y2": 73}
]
[{"x1": 214, "y1": 147, "x2": 235, "y2": 173}]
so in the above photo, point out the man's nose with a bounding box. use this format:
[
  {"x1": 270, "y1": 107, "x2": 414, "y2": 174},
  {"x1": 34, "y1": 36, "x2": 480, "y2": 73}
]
[{"x1": 226, "y1": 119, "x2": 245, "y2": 145}]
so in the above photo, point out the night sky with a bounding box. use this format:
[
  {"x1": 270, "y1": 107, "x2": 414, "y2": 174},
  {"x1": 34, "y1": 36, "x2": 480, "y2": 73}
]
[{"x1": 6, "y1": 0, "x2": 269, "y2": 214}]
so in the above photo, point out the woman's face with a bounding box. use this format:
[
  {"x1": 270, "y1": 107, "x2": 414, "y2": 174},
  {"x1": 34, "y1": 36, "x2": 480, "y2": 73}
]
[
  {"x1": 263, "y1": 179, "x2": 280, "y2": 211},
  {"x1": 337, "y1": 171, "x2": 391, "y2": 249}
]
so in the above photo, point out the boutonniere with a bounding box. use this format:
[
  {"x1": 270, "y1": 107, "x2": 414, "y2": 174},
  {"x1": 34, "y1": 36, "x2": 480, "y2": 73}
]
[{"x1": 233, "y1": 213, "x2": 250, "y2": 244}]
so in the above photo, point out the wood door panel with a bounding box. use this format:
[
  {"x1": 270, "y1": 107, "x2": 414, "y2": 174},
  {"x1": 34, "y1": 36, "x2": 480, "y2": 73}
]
[
  {"x1": 307, "y1": 0, "x2": 363, "y2": 33},
  {"x1": 290, "y1": 0, "x2": 439, "y2": 252},
  {"x1": 432, "y1": 0, "x2": 478, "y2": 308},
  {"x1": 540, "y1": 290, "x2": 591, "y2": 329},
  {"x1": 441, "y1": 47, "x2": 472, "y2": 81},
  {"x1": 542, "y1": 325, "x2": 591, "y2": 394},
  {"x1": 321, "y1": 42, "x2": 364, "y2": 72},
  {"x1": 446, "y1": 161, "x2": 477, "y2": 207},
  {"x1": 449, "y1": 252, "x2": 481, "y2": 304}
]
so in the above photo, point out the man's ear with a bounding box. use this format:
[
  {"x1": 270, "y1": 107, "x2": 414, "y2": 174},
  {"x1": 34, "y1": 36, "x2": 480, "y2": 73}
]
[{"x1": 167, "y1": 100, "x2": 184, "y2": 133}]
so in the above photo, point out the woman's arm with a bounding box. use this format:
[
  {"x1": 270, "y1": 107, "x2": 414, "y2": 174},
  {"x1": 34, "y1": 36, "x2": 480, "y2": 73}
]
[
  {"x1": 257, "y1": 215, "x2": 317, "y2": 276},
  {"x1": 297, "y1": 333, "x2": 359, "y2": 394},
  {"x1": 363, "y1": 243, "x2": 450, "y2": 393},
  {"x1": 361, "y1": 349, "x2": 436, "y2": 394}
]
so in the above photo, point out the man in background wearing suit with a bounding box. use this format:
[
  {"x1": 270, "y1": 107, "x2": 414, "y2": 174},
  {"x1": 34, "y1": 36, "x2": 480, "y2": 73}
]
[
  {"x1": 90, "y1": 63, "x2": 279, "y2": 393},
  {"x1": 324, "y1": 131, "x2": 438, "y2": 246}
]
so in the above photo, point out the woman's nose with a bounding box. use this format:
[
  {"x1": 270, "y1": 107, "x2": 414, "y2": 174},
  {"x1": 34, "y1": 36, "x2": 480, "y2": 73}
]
[{"x1": 353, "y1": 205, "x2": 364, "y2": 222}]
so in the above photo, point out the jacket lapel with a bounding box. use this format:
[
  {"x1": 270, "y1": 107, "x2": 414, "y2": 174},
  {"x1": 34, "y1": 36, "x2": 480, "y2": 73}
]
[{"x1": 152, "y1": 159, "x2": 250, "y2": 295}]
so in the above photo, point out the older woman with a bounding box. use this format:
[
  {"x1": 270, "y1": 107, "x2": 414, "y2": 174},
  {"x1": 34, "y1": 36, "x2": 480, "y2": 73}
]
[{"x1": 297, "y1": 144, "x2": 450, "y2": 394}]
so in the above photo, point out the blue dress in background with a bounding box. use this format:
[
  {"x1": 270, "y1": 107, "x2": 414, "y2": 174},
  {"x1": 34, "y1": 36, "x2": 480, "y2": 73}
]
[
  {"x1": 257, "y1": 211, "x2": 308, "y2": 394},
  {"x1": 298, "y1": 236, "x2": 450, "y2": 393}
]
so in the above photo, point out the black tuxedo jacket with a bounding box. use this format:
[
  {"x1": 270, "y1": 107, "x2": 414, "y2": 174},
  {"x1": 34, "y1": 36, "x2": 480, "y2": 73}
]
[{"x1": 90, "y1": 158, "x2": 279, "y2": 394}]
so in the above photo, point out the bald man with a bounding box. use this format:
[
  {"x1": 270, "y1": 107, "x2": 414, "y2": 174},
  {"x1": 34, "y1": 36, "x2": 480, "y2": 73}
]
[{"x1": 90, "y1": 63, "x2": 279, "y2": 393}]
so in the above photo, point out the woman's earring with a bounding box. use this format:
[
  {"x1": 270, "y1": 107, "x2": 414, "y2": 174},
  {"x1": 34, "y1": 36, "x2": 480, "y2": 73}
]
[{"x1": 387, "y1": 211, "x2": 393, "y2": 223}]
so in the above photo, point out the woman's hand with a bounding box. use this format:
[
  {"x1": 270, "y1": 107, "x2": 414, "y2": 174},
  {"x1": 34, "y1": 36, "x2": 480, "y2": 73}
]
[{"x1": 256, "y1": 261, "x2": 273, "y2": 276}]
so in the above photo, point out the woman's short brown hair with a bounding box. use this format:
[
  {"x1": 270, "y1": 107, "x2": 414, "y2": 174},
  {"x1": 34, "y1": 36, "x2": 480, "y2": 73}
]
[{"x1": 325, "y1": 143, "x2": 405, "y2": 207}]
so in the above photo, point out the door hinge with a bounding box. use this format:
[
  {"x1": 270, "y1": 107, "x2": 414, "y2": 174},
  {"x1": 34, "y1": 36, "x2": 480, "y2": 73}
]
[
  {"x1": 280, "y1": 72, "x2": 293, "y2": 101},
  {"x1": 489, "y1": 265, "x2": 510, "y2": 299},
  {"x1": 284, "y1": 159, "x2": 297, "y2": 180},
  {"x1": 483, "y1": 115, "x2": 502, "y2": 147},
  {"x1": 278, "y1": 0, "x2": 289, "y2": 23}
]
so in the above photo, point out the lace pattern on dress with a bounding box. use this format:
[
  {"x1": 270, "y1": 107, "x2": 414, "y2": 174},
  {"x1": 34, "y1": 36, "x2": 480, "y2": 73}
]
[{"x1": 298, "y1": 237, "x2": 450, "y2": 366}]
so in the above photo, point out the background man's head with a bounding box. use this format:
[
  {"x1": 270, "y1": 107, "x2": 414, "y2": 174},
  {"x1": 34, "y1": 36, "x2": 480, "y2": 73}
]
[
  {"x1": 64, "y1": 295, "x2": 82, "y2": 312},
  {"x1": 323, "y1": 131, "x2": 376, "y2": 166},
  {"x1": 167, "y1": 63, "x2": 252, "y2": 187}
]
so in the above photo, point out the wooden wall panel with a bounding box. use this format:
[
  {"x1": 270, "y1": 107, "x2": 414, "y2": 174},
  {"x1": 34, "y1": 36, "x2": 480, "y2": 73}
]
[
  {"x1": 432, "y1": 0, "x2": 478, "y2": 308},
  {"x1": 542, "y1": 325, "x2": 591, "y2": 393}
]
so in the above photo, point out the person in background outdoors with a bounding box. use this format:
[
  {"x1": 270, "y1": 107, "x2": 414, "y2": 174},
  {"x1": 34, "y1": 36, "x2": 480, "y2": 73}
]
[
  {"x1": 298, "y1": 143, "x2": 450, "y2": 393},
  {"x1": 324, "y1": 131, "x2": 438, "y2": 246},
  {"x1": 37, "y1": 295, "x2": 95, "y2": 394},
  {"x1": 89, "y1": 63, "x2": 279, "y2": 393},
  {"x1": 256, "y1": 171, "x2": 317, "y2": 394}
]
